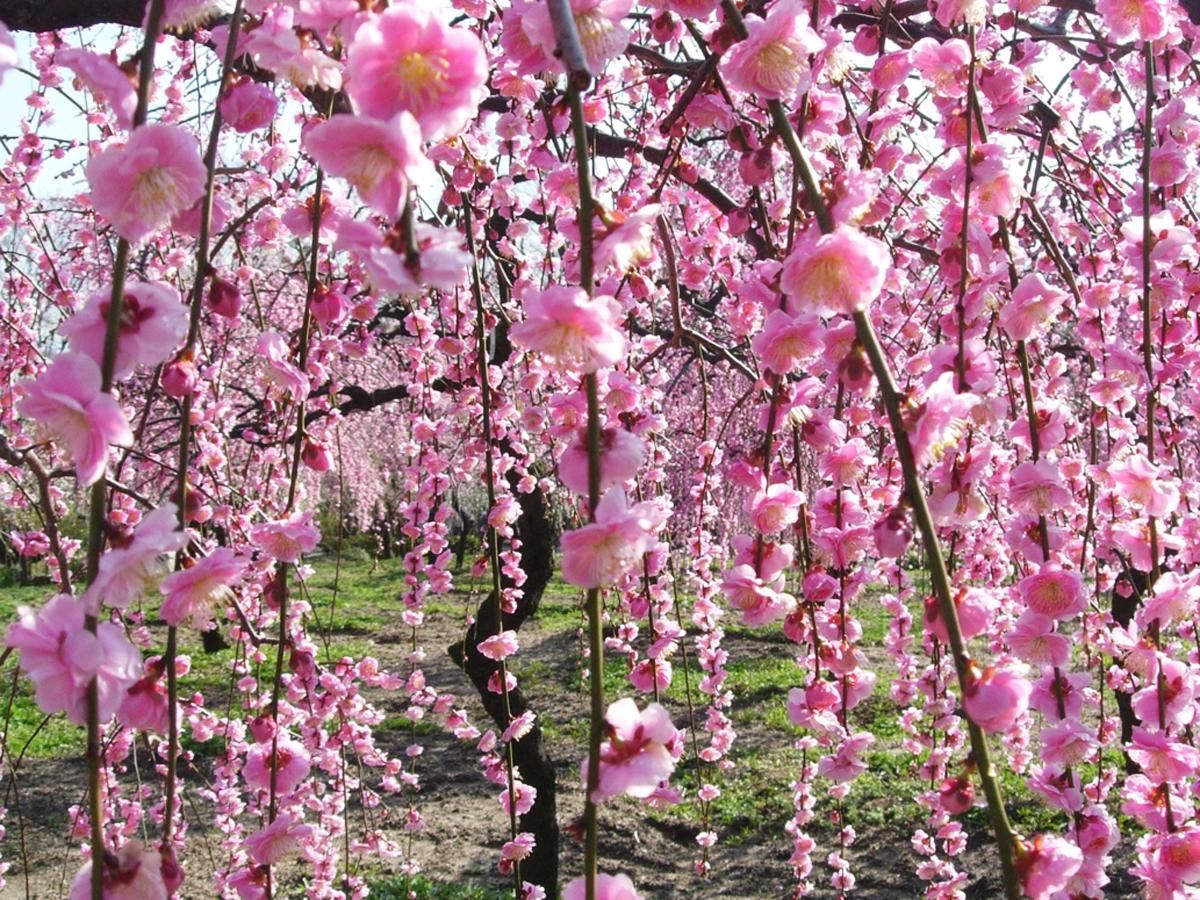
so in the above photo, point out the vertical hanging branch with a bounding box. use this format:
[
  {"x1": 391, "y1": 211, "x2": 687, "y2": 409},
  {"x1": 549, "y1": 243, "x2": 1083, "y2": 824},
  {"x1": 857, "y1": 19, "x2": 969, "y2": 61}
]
[
  {"x1": 545, "y1": 2, "x2": 606, "y2": 896},
  {"x1": 463, "y1": 199, "x2": 523, "y2": 895},
  {"x1": 165, "y1": 0, "x2": 246, "y2": 850},
  {"x1": 717, "y1": 0, "x2": 1021, "y2": 895},
  {"x1": 80, "y1": 3, "x2": 166, "y2": 896}
]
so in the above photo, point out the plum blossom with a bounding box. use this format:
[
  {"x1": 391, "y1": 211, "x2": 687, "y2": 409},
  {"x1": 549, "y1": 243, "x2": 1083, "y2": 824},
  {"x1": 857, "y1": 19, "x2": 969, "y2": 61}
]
[
  {"x1": 345, "y1": 5, "x2": 487, "y2": 141},
  {"x1": 521, "y1": 0, "x2": 634, "y2": 75},
  {"x1": 1096, "y1": 0, "x2": 1171, "y2": 40},
  {"x1": 59, "y1": 281, "x2": 188, "y2": 381},
  {"x1": 257, "y1": 332, "x2": 310, "y2": 401},
  {"x1": 57, "y1": 49, "x2": 137, "y2": 129},
  {"x1": 780, "y1": 226, "x2": 890, "y2": 316},
  {"x1": 84, "y1": 504, "x2": 186, "y2": 612},
  {"x1": 1018, "y1": 564, "x2": 1085, "y2": 621},
  {"x1": 158, "y1": 548, "x2": 244, "y2": 627},
  {"x1": 564, "y1": 872, "x2": 641, "y2": 900},
  {"x1": 251, "y1": 511, "x2": 321, "y2": 563},
  {"x1": 721, "y1": 0, "x2": 823, "y2": 100},
  {"x1": 721, "y1": 564, "x2": 795, "y2": 626},
  {"x1": 246, "y1": 813, "x2": 313, "y2": 865},
  {"x1": 1109, "y1": 452, "x2": 1180, "y2": 518},
  {"x1": 86, "y1": 124, "x2": 207, "y2": 243},
  {"x1": 1000, "y1": 274, "x2": 1067, "y2": 342},
  {"x1": 558, "y1": 426, "x2": 644, "y2": 495},
  {"x1": 218, "y1": 80, "x2": 278, "y2": 133},
  {"x1": 561, "y1": 490, "x2": 665, "y2": 589},
  {"x1": 907, "y1": 372, "x2": 977, "y2": 465},
  {"x1": 69, "y1": 841, "x2": 167, "y2": 900},
  {"x1": 478, "y1": 630, "x2": 519, "y2": 660},
  {"x1": 1017, "y1": 834, "x2": 1083, "y2": 899},
  {"x1": 303, "y1": 113, "x2": 431, "y2": 220},
  {"x1": 510, "y1": 287, "x2": 626, "y2": 373},
  {"x1": 747, "y1": 482, "x2": 804, "y2": 533},
  {"x1": 334, "y1": 219, "x2": 470, "y2": 295},
  {"x1": 585, "y1": 698, "x2": 678, "y2": 803},
  {"x1": 750, "y1": 310, "x2": 824, "y2": 375},
  {"x1": 18, "y1": 352, "x2": 133, "y2": 486},
  {"x1": 243, "y1": 736, "x2": 312, "y2": 795},
  {"x1": 6, "y1": 594, "x2": 142, "y2": 725},
  {"x1": 962, "y1": 664, "x2": 1030, "y2": 733}
]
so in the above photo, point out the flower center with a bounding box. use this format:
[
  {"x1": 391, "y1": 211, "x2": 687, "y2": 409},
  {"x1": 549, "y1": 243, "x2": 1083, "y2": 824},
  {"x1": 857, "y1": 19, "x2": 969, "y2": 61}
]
[{"x1": 396, "y1": 51, "x2": 449, "y2": 112}]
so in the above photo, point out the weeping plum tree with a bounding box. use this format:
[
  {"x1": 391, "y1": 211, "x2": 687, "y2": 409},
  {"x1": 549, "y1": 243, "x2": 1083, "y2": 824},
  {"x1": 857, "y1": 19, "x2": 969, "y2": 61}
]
[{"x1": 0, "y1": 0, "x2": 1199, "y2": 897}]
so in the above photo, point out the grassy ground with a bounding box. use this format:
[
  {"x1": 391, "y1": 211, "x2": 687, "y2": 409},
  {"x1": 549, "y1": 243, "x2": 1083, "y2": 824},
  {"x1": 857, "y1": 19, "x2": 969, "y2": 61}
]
[{"x1": 0, "y1": 553, "x2": 1135, "y2": 897}]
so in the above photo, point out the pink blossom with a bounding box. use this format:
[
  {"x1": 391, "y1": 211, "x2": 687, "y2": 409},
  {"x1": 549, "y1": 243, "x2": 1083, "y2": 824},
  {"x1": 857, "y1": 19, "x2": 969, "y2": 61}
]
[
  {"x1": 510, "y1": 287, "x2": 626, "y2": 373},
  {"x1": 873, "y1": 505, "x2": 912, "y2": 558},
  {"x1": 585, "y1": 698, "x2": 678, "y2": 803},
  {"x1": 817, "y1": 732, "x2": 874, "y2": 782},
  {"x1": 1095, "y1": 0, "x2": 1170, "y2": 40},
  {"x1": 478, "y1": 630, "x2": 519, "y2": 660},
  {"x1": 17, "y1": 352, "x2": 133, "y2": 486},
  {"x1": 256, "y1": 332, "x2": 310, "y2": 401},
  {"x1": 780, "y1": 226, "x2": 890, "y2": 316},
  {"x1": 85, "y1": 124, "x2": 207, "y2": 243},
  {"x1": 1017, "y1": 834, "x2": 1083, "y2": 899},
  {"x1": 208, "y1": 274, "x2": 242, "y2": 318},
  {"x1": 243, "y1": 736, "x2": 312, "y2": 795},
  {"x1": 345, "y1": 6, "x2": 487, "y2": 141},
  {"x1": 6, "y1": 594, "x2": 141, "y2": 725},
  {"x1": 561, "y1": 490, "x2": 664, "y2": 589},
  {"x1": 1018, "y1": 563, "x2": 1085, "y2": 621},
  {"x1": 158, "y1": 547, "x2": 244, "y2": 627},
  {"x1": 117, "y1": 662, "x2": 171, "y2": 733},
  {"x1": 251, "y1": 511, "x2": 321, "y2": 563},
  {"x1": 558, "y1": 426, "x2": 644, "y2": 495},
  {"x1": 911, "y1": 37, "x2": 970, "y2": 99},
  {"x1": 593, "y1": 205, "x2": 660, "y2": 275},
  {"x1": 1132, "y1": 657, "x2": 1194, "y2": 728},
  {"x1": 721, "y1": 0, "x2": 823, "y2": 100},
  {"x1": 1141, "y1": 571, "x2": 1200, "y2": 628},
  {"x1": 520, "y1": 0, "x2": 634, "y2": 75},
  {"x1": 333, "y1": 219, "x2": 470, "y2": 295},
  {"x1": 218, "y1": 80, "x2": 279, "y2": 133},
  {"x1": 923, "y1": 587, "x2": 992, "y2": 644},
  {"x1": 59, "y1": 281, "x2": 188, "y2": 380},
  {"x1": 1000, "y1": 274, "x2": 1067, "y2": 342},
  {"x1": 303, "y1": 113, "x2": 430, "y2": 220},
  {"x1": 751, "y1": 310, "x2": 824, "y2": 375},
  {"x1": 1008, "y1": 611, "x2": 1070, "y2": 667},
  {"x1": 84, "y1": 504, "x2": 185, "y2": 612},
  {"x1": 907, "y1": 372, "x2": 977, "y2": 465},
  {"x1": 246, "y1": 813, "x2": 313, "y2": 865},
  {"x1": 962, "y1": 665, "x2": 1030, "y2": 733},
  {"x1": 564, "y1": 872, "x2": 641, "y2": 900},
  {"x1": 1128, "y1": 727, "x2": 1200, "y2": 783},
  {"x1": 1040, "y1": 720, "x2": 1097, "y2": 768},
  {"x1": 57, "y1": 49, "x2": 137, "y2": 129},
  {"x1": 1155, "y1": 827, "x2": 1200, "y2": 887},
  {"x1": 1008, "y1": 460, "x2": 1071, "y2": 515},
  {"x1": 1110, "y1": 452, "x2": 1180, "y2": 518},
  {"x1": 721, "y1": 564, "x2": 794, "y2": 626},
  {"x1": 69, "y1": 841, "x2": 167, "y2": 900},
  {"x1": 748, "y1": 482, "x2": 804, "y2": 534}
]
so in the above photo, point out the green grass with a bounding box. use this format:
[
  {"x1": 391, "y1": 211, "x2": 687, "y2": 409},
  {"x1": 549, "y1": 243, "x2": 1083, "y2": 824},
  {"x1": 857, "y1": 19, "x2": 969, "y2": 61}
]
[{"x1": 370, "y1": 874, "x2": 507, "y2": 899}]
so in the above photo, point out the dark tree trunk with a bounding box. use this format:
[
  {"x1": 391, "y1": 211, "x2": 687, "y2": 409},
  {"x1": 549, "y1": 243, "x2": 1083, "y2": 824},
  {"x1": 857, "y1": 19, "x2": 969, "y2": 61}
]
[
  {"x1": 1112, "y1": 567, "x2": 1147, "y2": 772},
  {"x1": 448, "y1": 473, "x2": 558, "y2": 896}
]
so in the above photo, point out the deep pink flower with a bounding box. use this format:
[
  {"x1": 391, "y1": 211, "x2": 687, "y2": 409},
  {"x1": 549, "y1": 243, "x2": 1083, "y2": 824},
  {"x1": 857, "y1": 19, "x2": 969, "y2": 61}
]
[
  {"x1": 218, "y1": 80, "x2": 279, "y2": 133},
  {"x1": 564, "y1": 873, "x2": 641, "y2": 900},
  {"x1": 561, "y1": 490, "x2": 664, "y2": 589},
  {"x1": 558, "y1": 426, "x2": 644, "y2": 495},
  {"x1": 751, "y1": 310, "x2": 824, "y2": 375},
  {"x1": 1017, "y1": 834, "x2": 1083, "y2": 899},
  {"x1": 923, "y1": 587, "x2": 992, "y2": 644},
  {"x1": 721, "y1": 0, "x2": 822, "y2": 100},
  {"x1": 158, "y1": 547, "x2": 243, "y2": 627},
  {"x1": 962, "y1": 665, "x2": 1030, "y2": 733},
  {"x1": 333, "y1": 218, "x2": 470, "y2": 295},
  {"x1": 907, "y1": 372, "x2": 977, "y2": 465},
  {"x1": 525, "y1": 0, "x2": 634, "y2": 74},
  {"x1": 345, "y1": 6, "x2": 487, "y2": 141},
  {"x1": 585, "y1": 698, "x2": 678, "y2": 803},
  {"x1": 1000, "y1": 274, "x2": 1067, "y2": 342},
  {"x1": 69, "y1": 840, "x2": 167, "y2": 900},
  {"x1": 721, "y1": 564, "x2": 794, "y2": 627},
  {"x1": 1110, "y1": 452, "x2": 1180, "y2": 518},
  {"x1": 6, "y1": 594, "x2": 141, "y2": 725},
  {"x1": 1008, "y1": 611, "x2": 1070, "y2": 667},
  {"x1": 593, "y1": 205, "x2": 660, "y2": 275},
  {"x1": 256, "y1": 332, "x2": 310, "y2": 401},
  {"x1": 117, "y1": 661, "x2": 171, "y2": 734},
  {"x1": 1096, "y1": 0, "x2": 1170, "y2": 40},
  {"x1": 303, "y1": 113, "x2": 430, "y2": 220},
  {"x1": 18, "y1": 352, "x2": 133, "y2": 486},
  {"x1": 1008, "y1": 460, "x2": 1071, "y2": 515},
  {"x1": 251, "y1": 510, "x2": 321, "y2": 563},
  {"x1": 780, "y1": 226, "x2": 890, "y2": 316},
  {"x1": 478, "y1": 630, "x2": 519, "y2": 660},
  {"x1": 85, "y1": 124, "x2": 207, "y2": 243},
  {"x1": 1128, "y1": 727, "x2": 1200, "y2": 783},
  {"x1": 57, "y1": 49, "x2": 137, "y2": 129},
  {"x1": 748, "y1": 482, "x2": 804, "y2": 533},
  {"x1": 59, "y1": 281, "x2": 188, "y2": 381},
  {"x1": 243, "y1": 736, "x2": 312, "y2": 795},
  {"x1": 1018, "y1": 563, "x2": 1085, "y2": 621},
  {"x1": 246, "y1": 813, "x2": 313, "y2": 865},
  {"x1": 817, "y1": 732, "x2": 874, "y2": 782},
  {"x1": 84, "y1": 504, "x2": 185, "y2": 612},
  {"x1": 510, "y1": 287, "x2": 626, "y2": 373}
]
